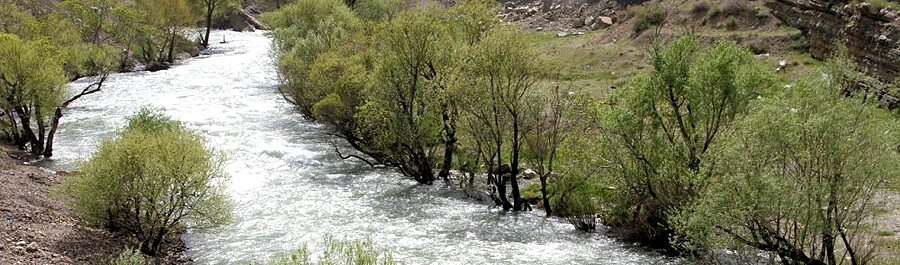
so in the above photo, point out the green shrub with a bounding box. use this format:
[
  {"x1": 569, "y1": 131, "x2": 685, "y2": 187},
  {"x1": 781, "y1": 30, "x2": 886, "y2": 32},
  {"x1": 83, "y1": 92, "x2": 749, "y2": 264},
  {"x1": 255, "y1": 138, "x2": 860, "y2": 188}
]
[
  {"x1": 61, "y1": 108, "x2": 231, "y2": 255},
  {"x1": 629, "y1": 3, "x2": 666, "y2": 34},
  {"x1": 108, "y1": 247, "x2": 145, "y2": 265},
  {"x1": 593, "y1": 35, "x2": 774, "y2": 247},
  {"x1": 674, "y1": 78, "x2": 900, "y2": 264},
  {"x1": 260, "y1": 235, "x2": 396, "y2": 265}
]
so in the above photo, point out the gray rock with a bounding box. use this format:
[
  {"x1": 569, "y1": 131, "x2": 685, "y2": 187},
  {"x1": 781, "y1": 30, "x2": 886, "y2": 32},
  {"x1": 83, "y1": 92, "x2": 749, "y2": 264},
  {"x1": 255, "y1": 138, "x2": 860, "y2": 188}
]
[
  {"x1": 572, "y1": 18, "x2": 585, "y2": 28},
  {"x1": 145, "y1": 61, "x2": 170, "y2": 72},
  {"x1": 557, "y1": 32, "x2": 570, "y2": 37},
  {"x1": 15, "y1": 241, "x2": 26, "y2": 246},
  {"x1": 585, "y1": 16, "x2": 595, "y2": 27},
  {"x1": 522, "y1": 169, "x2": 538, "y2": 180}
]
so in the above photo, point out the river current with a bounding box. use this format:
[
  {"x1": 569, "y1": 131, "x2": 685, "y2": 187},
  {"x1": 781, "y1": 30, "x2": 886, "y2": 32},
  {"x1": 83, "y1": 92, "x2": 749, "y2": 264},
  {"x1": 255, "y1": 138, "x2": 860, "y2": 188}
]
[{"x1": 45, "y1": 30, "x2": 674, "y2": 265}]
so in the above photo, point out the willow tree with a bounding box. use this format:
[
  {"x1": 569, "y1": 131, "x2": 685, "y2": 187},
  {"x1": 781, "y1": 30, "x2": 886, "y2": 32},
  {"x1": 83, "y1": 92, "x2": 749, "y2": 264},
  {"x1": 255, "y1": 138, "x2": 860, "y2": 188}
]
[
  {"x1": 458, "y1": 26, "x2": 540, "y2": 210},
  {"x1": 675, "y1": 77, "x2": 899, "y2": 265},
  {"x1": 357, "y1": 7, "x2": 459, "y2": 184},
  {"x1": 189, "y1": 0, "x2": 239, "y2": 48},
  {"x1": 262, "y1": 0, "x2": 357, "y2": 116},
  {"x1": 136, "y1": 0, "x2": 196, "y2": 63},
  {"x1": 595, "y1": 35, "x2": 773, "y2": 246}
]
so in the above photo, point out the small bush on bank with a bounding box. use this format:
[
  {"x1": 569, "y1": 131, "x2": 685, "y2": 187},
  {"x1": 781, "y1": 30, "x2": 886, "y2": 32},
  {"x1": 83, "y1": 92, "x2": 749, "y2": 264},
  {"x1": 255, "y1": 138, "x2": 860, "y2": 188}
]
[
  {"x1": 260, "y1": 235, "x2": 397, "y2": 265},
  {"x1": 108, "y1": 247, "x2": 145, "y2": 265},
  {"x1": 61, "y1": 108, "x2": 231, "y2": 255}
]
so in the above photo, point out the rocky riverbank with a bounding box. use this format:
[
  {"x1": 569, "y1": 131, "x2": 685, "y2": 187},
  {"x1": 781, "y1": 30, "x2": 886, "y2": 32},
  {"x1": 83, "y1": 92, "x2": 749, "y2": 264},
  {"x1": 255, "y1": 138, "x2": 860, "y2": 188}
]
[{"x1": 0, "y1": 145, "x2": 189, "y2": 265}]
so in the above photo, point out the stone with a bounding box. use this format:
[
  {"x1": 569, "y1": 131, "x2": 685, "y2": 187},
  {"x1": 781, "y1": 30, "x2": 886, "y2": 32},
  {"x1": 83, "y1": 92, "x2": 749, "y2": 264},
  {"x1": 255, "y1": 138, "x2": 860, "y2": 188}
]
[
  {"x1": 15, "y1": 240, "x2": 26, "y2": 246},
  {"x1": 13, "y1": 246, "x2": 25, "y2": 255},
  {"x1": 25, "y1": 242, "x2": 38, "y2": 253},
  {"x1": 145, "y1": 61, "x2": 170, "y2": 72},
  {"x1": 572, "y1": 18, "x2": 585, "y2": 28},
  {"x1": 176, "y1": 52, "x2": 192, "y2": 61},
  {"x1": 557, "y1": 32, "x2": 570, "y2": 37},
  {"x1": 584, "y1": 16, "x2": 595, "y2": 27},
  {"x1": 522, "y1": 169, "x2": 538, "y2": 180}
]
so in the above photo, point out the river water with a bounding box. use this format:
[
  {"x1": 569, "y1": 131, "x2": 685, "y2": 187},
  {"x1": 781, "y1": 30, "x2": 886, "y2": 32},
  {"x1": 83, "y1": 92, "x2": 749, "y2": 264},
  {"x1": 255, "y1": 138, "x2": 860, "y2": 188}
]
[{"x1": 45, "y1": 31, "x2": 674, "y2": 265}]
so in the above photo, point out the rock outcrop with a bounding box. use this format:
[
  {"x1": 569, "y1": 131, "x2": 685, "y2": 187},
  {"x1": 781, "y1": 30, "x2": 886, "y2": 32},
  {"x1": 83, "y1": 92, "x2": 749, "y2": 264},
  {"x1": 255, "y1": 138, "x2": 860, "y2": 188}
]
[
  {"x1": 767, "y1": 0, "x2": 900, "y2": 81},
  {"x1": 767, "y1": 0, "x2": 900, "y2": 109}
]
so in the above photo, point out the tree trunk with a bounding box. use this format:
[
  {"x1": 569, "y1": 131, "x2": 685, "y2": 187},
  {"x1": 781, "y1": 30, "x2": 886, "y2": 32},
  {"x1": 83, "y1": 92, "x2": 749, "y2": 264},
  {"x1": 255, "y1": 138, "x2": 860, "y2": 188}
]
[
  {"x1": 43, "y1": 107, "x2": 63, "y2": 157},
  {"x1": 203, "y1": 3, "x2": 214, "y2": 48},
  {"x1": 438, "y1": 107, "x2": 455, "y2": 181},
  {"x1": 540, "y1": 173, "x2": 551, "y2": 216},
  {"x1": 510, "y1": 116, "x2": 523, "y2": 211},
  {"x1": 167, "y1": 30, "x2": 177, "y2": 63},
  {"x1": 15, "y1": 107, "x2": 42, "y2": 155}
]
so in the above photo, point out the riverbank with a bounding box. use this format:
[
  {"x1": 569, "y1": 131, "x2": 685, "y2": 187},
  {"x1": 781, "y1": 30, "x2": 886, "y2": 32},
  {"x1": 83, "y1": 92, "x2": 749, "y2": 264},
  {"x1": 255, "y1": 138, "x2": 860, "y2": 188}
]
[{"x1": 0, "y1": 145, "x2": 189, "y2": 264}]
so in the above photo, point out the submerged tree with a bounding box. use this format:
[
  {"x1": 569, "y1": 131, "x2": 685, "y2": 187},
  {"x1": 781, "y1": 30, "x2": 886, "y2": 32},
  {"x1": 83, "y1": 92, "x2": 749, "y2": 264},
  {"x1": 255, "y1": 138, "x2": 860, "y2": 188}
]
[
  {"x1": 675, "y1": 77, "x2": 899, "y2": 265},
  {"x1": 595, "y1": 35, "x2": 773, "y2": 246},
  {"x1": 459, "y1": 26, "x2": 540, "y2": 210}
]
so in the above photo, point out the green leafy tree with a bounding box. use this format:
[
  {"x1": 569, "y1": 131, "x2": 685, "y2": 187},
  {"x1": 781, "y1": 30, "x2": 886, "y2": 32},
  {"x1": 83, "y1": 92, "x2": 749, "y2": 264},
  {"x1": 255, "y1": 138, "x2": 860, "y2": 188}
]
[
  {"x1": 458, "y1": 26, "x2": 540, "y2": 210},
  {"x1": 594, "y1": 35, "x2": 773, "y2": 246},
  {"x1": 262, "y1": 0, "x2": 357, "y2": 115},
  {"x1": 524, "y1": 83, "x2": 584, "y2": 216},
  {"x1": 135, "y1": 0, "x2": 196, "y2": 63},
  {"x1": 188, "y1": 0, "x2": 240, "y2": 48},
  {"x1": 357, "y1": 7, "x2": 458, "y2": 184},
  {"x1": 675, "y1": 77, "x2": 899, "y2": 265},
  {"x1": 61, "y1": 108, "x2": 231, "y2": 255}
]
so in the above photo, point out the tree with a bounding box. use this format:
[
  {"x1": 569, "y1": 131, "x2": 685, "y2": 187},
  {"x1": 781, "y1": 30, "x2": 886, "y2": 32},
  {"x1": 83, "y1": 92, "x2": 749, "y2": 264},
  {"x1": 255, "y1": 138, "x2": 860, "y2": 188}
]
[
  {"x1": 459, "y1": 26, "x2": 540, "y2": 210},
  {"x1": 136, "y1": 0, "x2": 196, "y2": 63},
  {"x1": 61, "y1": 108, "x2": 231, "y2": 255},
  {"x1": 189, "y1": 0, "x2": 239, "y2": 48},
  {"x1": 594, "y1": 35, "x2": 773, "y2": 247},
  {"x1": 674, "y1": 77, "x2": 899, "y2": 265},
  {"x1": 357, "y1": 7, "x2": 458, "y2": 184},
  {"x1": 262, "y1": 0, "x2": 357, "y2": 115},
  {"x1": 524, "y1": 82, "x2": 583, "y2": 215}
]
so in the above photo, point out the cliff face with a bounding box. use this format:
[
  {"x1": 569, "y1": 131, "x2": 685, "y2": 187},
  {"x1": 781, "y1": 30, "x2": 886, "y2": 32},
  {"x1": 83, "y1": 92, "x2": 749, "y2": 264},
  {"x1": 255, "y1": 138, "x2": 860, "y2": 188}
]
[
  {"x1": 767, "y1": 0, "x2": 900, "y2": 81},
  {"x1": 768, "y1": 0, "x2": 900, "y2": 109}
]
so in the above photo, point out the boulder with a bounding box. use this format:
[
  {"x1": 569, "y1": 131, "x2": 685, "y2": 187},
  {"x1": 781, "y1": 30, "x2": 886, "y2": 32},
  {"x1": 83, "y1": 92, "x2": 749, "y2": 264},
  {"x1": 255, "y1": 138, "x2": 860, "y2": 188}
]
[
  {"x1": 572, "y1": 18, "x2": 585, "y2": 28},
  {"x1": 145, "y1": 61, "x2": 170, "y2": 72},
  {"x1": 596, "y1": 16, "x2": 614, "y2": 29},
  {"x1": 557, "y1": 31, "x2": 570, "y2": 37}
]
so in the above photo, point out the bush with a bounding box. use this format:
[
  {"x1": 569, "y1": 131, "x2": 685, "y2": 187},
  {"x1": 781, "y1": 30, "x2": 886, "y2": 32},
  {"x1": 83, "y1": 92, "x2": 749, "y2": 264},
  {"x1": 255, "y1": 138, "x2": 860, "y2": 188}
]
[
  {"x1": 261, "y1": 235, "x2": 396, "y2": 265},
  {"x1": 593, "y1": 35, "x2": 774, "y2": 248},
  {"x1": 674, "y1": 78, "x2": 900, "y2": 264},
  {"x1": 108, "y1": 247, "x2": 145, "y2": 265},
  {"x1": 629, "y1": 3, "x2": 666, "y2": 34},
  {"x1": 61, "y1": 108, "x2": 231, "y2": 255}
]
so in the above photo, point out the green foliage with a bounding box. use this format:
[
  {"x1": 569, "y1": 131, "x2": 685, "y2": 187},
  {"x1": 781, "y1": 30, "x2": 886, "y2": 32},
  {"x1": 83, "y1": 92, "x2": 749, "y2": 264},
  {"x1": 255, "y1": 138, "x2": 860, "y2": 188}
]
[
  {"x1": 61, "y1": 108, "x2": 231, "y2": 255},
  {"x1": 357, "y1": 6, "x2": 457, "y2": 184},
  {"x1": 108, "y1": 247, "x2": 146, "y2": 265},
  {"x1": 260, "y1": 235, "x2": 396, "y2": 265},
  {"x1": 352, "y1": 0, "x2": 402, "y2": 21},
  {"x1": 264, "y1": 0, "x2": 357, "y2": 114},
  {"x1": 594, "y1": 35, "x2": 774, "y2": 247},
  {"x1": 674, "y1": 77, "x2": 899, "y2": 264},
  {"x1": 629, "y1": 3, "x2": 666, "y2": 34}
]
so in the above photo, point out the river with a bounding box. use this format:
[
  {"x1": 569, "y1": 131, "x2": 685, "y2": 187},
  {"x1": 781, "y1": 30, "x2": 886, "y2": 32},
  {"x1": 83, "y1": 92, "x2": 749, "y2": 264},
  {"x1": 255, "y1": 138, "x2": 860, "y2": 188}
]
[{"x1": 44, "y1": 30, "x2": 675, "y2": 265}]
